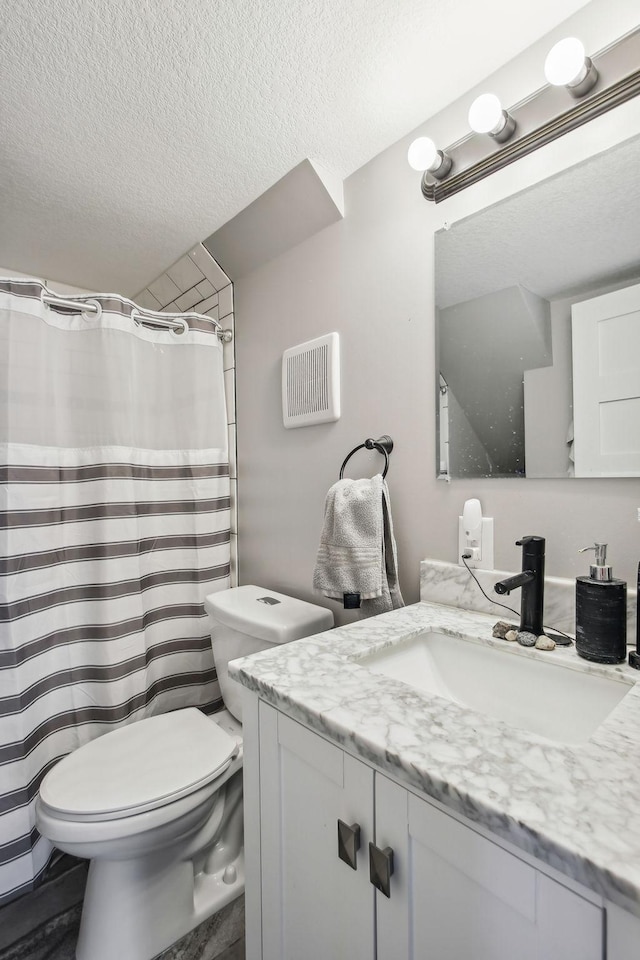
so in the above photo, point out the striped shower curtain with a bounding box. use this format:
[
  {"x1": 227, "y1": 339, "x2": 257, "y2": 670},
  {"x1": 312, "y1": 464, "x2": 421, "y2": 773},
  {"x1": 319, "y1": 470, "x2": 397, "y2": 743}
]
[{"x1": 0, "y1": 278, "x2": 230, "y2": 906}]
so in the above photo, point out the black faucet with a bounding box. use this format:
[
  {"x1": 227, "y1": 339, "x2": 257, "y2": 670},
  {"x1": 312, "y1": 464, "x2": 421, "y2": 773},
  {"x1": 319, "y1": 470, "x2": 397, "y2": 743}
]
[{"x1": 494, "y1": 536, "x2": 545, "y2": 636}]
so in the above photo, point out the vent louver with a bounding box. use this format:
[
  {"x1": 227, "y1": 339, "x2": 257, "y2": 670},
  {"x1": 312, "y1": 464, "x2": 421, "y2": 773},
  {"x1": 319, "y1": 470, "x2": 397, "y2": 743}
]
[{"x1": 282, "y1": 333, "x2": 340, "y2": 428}]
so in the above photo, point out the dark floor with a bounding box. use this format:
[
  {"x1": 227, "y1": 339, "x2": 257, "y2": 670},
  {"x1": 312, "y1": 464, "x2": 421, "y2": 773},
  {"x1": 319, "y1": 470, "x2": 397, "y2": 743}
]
[
  {"x1": 0, "y1": 858, "x2": 245, "y2": 960},
  {"x1": 157, "y1": 897, "x2": 245, "y2": 960},
  {"x1": 217, "y1": 940, "x2": 244, "y2": 960},
  {"x1": 0, "y1": 857, "x2": 87, "y2": 959}
]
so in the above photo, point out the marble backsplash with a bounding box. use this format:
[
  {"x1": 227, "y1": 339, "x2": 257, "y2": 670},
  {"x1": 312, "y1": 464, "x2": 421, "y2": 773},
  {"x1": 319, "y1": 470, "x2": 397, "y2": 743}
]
[{"x1": 420, "y1": 558, "x2": 638, "y2": 641}]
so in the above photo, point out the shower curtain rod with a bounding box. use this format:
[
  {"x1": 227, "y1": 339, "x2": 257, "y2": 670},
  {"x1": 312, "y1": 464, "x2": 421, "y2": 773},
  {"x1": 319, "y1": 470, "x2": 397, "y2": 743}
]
[{"x1": 41, "y1": 291, "x2": 233, "y2": 343}]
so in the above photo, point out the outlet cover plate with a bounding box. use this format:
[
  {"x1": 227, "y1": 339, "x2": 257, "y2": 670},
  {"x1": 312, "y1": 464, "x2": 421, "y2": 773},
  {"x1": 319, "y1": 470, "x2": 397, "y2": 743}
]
[{"x1": 458, "y1": 517, "x2": 494, "y2": 570}]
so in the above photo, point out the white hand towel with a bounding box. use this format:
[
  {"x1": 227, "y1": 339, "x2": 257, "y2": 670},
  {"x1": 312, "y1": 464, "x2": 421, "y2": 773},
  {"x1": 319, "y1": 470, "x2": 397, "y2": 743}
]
[{"x1": 313, "y1": 474, "x2": 404, "y2": 615}]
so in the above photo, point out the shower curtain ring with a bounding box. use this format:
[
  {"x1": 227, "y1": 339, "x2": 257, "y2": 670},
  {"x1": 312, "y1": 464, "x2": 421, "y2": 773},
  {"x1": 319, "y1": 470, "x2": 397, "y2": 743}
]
[{"x1": 81, "y1": 299, "x2": 102, "y2": 322}]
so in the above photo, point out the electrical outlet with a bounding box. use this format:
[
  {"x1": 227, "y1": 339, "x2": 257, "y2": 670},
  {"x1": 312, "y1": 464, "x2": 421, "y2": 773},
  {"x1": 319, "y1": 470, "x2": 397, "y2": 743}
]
[{"x1": 458, "y1": 517, "x2": 494, "y2": 570}]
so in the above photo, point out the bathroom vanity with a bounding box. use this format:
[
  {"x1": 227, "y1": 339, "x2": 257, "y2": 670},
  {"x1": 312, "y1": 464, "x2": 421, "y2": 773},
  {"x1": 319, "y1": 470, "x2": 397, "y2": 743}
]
[{"x1": 232, "y1": 595, "x2": 640, "y2": 959}]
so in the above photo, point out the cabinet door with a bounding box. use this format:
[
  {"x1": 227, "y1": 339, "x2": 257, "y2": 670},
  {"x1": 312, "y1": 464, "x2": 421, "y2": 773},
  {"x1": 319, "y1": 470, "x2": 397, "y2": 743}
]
[
  {"x1": 259, "y1": 703, "x2": 375, "y2": 960},
  {"x1": 607, "y1": 901, "x2": 640, "y2": 959},
  {"x1": 375, "y1": 775, "x2": 603, "y2": 960}
]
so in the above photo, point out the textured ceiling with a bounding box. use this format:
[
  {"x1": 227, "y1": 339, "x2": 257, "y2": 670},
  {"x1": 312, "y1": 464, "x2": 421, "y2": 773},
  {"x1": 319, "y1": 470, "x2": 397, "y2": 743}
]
[
  {"x1": 435, "y1": 133, "x2": 640, "y2": 309},
  {"x1": 0, "y1": 0, "x2": 591, "y2": 294}
]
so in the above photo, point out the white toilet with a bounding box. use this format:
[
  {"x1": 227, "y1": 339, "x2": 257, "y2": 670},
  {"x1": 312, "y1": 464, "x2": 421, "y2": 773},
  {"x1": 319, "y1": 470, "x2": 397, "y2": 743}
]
[{"x1": 35, "y1": 585, "x2": 333, "y2": 960}]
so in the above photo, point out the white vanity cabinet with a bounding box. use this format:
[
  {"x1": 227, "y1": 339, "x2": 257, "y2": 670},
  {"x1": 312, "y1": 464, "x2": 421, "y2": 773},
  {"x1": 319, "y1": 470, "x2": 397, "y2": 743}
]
[
  {"x1": 250, "y1": 701, "x2": 604, "y2": 960},
  {"x1": 375, "y1": 774, "x2": 601, "y2": 960},
  {"x1": 257, "y1": 702, "x2": 375, "y2": 959}
]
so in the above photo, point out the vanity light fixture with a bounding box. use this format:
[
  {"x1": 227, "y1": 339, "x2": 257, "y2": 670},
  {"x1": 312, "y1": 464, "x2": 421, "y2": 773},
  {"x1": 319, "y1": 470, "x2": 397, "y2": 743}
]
[
  {"x1": 467, "y1": 93, "x2": 516, "y2": 143},
  {"x1": 414, "y1": 25, "x2": 640, "y2": 202}
]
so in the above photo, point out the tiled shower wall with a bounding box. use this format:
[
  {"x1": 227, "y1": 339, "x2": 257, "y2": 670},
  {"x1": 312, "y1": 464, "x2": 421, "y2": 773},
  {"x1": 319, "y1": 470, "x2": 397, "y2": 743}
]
[{"x1": 135, "y1": 244, "x2": 238, "y2": 585}]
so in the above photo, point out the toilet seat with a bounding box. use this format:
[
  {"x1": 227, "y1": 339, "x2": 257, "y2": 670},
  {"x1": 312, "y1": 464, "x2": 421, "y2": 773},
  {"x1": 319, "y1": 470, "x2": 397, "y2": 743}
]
[{"x1": 39, "y1": 708, "x2": 238, "y2": 822}]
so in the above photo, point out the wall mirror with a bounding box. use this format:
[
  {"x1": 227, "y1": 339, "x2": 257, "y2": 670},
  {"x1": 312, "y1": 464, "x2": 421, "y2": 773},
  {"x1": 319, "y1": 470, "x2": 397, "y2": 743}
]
[{"x1": 435, "y1": 133, "x2": 640, "y2": 479}]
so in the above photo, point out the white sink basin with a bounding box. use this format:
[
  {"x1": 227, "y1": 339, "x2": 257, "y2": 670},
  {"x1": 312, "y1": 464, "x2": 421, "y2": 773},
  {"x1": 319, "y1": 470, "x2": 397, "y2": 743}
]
[{"x1": 361, "y1": 630, "x2": 634, "y2": 744}]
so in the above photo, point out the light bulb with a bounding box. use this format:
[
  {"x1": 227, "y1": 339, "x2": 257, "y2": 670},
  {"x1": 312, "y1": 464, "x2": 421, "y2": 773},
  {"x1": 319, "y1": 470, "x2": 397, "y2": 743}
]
[
  {"x1": 407, "y1": 137, "x2": 452, "y2": 179},
  {"x1": 544, "y1": 37, "x2": 587, "y2": 87},
  {"x1": 407, "y1": 137, "x2": 439, "y2": 172},
  {"x1": 468, "y1": 94, "x2": 505, "y2": 135}
]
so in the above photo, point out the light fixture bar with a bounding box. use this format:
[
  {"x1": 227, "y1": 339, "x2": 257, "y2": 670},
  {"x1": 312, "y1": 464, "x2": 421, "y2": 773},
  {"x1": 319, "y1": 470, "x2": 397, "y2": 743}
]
[{"x1": 421, "y1": 26, "x2": 640, "y2": 203}]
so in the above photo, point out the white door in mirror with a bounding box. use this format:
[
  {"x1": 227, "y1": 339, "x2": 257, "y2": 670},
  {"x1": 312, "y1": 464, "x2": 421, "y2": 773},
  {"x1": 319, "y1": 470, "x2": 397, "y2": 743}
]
[{"x1": 572, "y1": 281, "x2": 640, "y2": 476}]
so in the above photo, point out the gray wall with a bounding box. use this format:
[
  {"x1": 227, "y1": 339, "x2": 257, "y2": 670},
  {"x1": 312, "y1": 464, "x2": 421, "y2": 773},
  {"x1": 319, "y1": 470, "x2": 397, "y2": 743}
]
[
  {"x1": 234, "y1": 0, "x2": 640, "y2": 624},
  {"x1": 439, "y1": 285, "x2": 551, "y2": 476},
  {"x1": 448, "y1": 387, "x2": 494, "y2": 479}
]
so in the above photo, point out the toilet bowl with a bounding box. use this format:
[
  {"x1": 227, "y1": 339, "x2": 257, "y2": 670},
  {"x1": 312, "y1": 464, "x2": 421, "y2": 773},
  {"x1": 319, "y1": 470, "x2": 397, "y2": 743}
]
[{"x1": 35, "y1": 585, "x2": 333, "y2": 960}]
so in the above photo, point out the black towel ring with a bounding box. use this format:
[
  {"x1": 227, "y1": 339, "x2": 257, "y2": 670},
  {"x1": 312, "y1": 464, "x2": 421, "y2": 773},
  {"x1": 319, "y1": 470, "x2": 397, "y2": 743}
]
[{"x1": 339, "y1": 435, "x2": 394, "y2": 480}]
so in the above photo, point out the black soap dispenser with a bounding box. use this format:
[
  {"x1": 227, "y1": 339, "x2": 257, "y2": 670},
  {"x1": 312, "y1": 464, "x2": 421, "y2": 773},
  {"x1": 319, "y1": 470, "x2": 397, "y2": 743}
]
[
  {"x1": 575, "y1": 543, "x2": 627, "y2": 664},
  {"x1": 629, "y1": 563, "x2": 640, "y2": 670}
]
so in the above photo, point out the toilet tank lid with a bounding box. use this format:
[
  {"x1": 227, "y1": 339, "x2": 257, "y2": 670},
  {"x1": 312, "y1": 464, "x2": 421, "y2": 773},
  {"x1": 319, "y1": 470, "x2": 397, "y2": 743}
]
[{"x1": 204, "y1": 585, "x2": 333, "y2": 645}]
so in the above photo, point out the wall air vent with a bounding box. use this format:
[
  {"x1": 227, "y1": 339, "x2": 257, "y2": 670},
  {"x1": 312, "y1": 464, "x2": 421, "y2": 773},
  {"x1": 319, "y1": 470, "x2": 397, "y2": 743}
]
[{"x1": 282, "y1": 332, "x2": 340, "y2": 428}]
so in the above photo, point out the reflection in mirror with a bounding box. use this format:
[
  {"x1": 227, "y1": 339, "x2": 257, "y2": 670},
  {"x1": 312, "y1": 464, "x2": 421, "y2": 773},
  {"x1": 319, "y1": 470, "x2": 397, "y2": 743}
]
[{"x1": 435, "y1": 134, "x2": 640, "y2": 479}]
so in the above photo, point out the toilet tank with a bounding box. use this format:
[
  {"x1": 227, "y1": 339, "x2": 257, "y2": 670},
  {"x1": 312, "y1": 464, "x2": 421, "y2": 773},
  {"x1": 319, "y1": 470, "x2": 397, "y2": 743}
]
[{"x1": 204, "y1": 585, "x2": 334, "y2": 720}]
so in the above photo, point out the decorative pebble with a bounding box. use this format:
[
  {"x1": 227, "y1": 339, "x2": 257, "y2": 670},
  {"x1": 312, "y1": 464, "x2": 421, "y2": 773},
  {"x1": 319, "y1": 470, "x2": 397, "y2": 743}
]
[
  {"x1": 535, "y1": 634, "x2": 556, "y2": 651},
  {"x1": 492, "y1": 620, "x2": 517, "y2": 639},
  {"x1": 517, "y1": 631, "x2": 537, "y2": 647},
  {"x1": 505, "y1": 630, "x2": 518, "y2": 642}
]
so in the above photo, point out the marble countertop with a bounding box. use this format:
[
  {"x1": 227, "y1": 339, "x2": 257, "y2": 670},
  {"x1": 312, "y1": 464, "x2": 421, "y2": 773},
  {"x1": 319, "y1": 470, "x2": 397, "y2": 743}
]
[{"x1": 229, "y1": 600, "x2": 640, "y2": 917}]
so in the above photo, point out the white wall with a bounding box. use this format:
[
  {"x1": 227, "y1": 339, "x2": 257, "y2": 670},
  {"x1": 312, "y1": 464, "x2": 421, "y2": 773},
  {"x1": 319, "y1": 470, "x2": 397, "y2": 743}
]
[{"x1": 234, "y1": 0, "x2": 640, "y2": 622}]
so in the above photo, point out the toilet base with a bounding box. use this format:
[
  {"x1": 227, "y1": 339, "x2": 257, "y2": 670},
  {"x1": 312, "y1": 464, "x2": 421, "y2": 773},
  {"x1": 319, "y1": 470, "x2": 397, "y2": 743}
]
[
  {"x1": 75, "y1": 848, "x2": 245, "y2": 960},
  {"x1": 73, "y1": 763, "x2": 245, "y2": 960}
]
